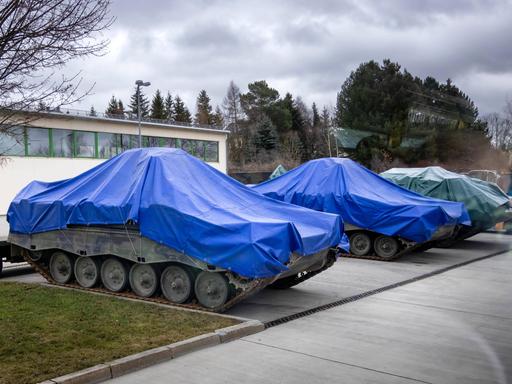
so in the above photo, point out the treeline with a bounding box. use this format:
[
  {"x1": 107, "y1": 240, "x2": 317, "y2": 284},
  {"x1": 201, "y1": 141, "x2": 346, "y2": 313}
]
[
  {"x1": 105, "y1": 88, "x2": 223, "y2": 126},
  {"x1": 105, "y1": 81, "x2": 337, "y2": 170},
  {"x1": 103, "y1": 58, "x2": 506, "y2": 171}
]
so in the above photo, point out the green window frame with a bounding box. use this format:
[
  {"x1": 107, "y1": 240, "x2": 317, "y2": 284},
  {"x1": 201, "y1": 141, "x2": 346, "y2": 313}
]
[{"x1": 1, "y1": 126, "x2": 221, "y2": 163}]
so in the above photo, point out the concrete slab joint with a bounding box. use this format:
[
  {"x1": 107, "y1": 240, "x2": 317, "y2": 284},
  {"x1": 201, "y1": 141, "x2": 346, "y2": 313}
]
[{"x1": 38, "y1": 320, "x2": 265, "y2": 384}]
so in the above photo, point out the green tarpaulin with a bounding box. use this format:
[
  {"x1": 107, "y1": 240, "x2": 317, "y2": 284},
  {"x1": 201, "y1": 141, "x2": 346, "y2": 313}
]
[
  {"x1": 269, "y1": 164, "x2": 287, "y2": 180},
  {"x1": 381, "y1": 166, "x2": 512, "y2": 230}
]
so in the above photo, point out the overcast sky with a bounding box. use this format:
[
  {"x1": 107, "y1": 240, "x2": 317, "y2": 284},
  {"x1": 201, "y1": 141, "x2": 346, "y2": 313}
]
[{"x1": 69, "y1": 0, "x2": 512, "y2": 117}]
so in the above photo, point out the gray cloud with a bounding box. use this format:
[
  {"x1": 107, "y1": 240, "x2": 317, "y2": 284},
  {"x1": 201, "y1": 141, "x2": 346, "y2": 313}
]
[{"x1": 68, "y1": 0, "x2": 512, "y2": 116}]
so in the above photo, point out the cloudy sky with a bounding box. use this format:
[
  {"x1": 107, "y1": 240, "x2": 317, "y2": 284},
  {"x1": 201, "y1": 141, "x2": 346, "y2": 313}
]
[{"x1": 69, "y1": 0, "x2": 512, "y2": 116}]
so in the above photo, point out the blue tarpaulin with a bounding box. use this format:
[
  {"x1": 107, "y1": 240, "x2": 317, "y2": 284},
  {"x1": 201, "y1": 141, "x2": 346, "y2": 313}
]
[
  {"x1": 7, "y1": 148, "x2": 346, "y2": 278},
  {"x1": 253, "y1": 158, "x2": 471, "y2": 243}
]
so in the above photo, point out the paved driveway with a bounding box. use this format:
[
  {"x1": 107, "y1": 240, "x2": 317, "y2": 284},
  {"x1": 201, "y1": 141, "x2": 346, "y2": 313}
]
[{"x1": 110, "y1": 249, "x2": 512, "y2": 384}]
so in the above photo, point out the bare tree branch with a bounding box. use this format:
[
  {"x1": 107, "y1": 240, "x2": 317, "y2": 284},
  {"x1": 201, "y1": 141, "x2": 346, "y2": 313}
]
[{"x1": 0, "y1": 0, "x2": 114, "y2": 155}]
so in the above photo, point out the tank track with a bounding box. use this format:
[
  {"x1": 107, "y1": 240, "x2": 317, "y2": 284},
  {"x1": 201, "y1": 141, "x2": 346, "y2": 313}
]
[
  {"x1": 269, "y1": 250, "x2": 337, "y2": 289},
  {"x1": 21, "y1": 250, "x2": 273, "y2": 313}
]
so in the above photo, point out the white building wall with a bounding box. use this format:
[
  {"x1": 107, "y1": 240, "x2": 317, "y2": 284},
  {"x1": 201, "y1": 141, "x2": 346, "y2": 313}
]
[{"x1": 0, "y1": 113, "x2": 228, "y2": 215}]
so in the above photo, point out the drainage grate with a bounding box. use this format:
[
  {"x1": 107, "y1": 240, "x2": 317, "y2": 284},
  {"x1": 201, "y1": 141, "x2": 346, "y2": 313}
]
[{"x1": 265, "y1": 249, "x2": 509, "y2": 328}]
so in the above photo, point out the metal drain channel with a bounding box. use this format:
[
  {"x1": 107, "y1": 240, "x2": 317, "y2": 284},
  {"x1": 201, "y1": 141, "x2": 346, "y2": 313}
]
[{"x1": 265, "y1": 249, "x2": 510, "y2": 328}]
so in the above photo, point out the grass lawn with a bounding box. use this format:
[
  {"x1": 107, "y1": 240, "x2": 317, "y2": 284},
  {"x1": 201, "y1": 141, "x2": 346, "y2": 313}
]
[{"x1": 0, "y1": 282, "x2": 238, "y2": 384}]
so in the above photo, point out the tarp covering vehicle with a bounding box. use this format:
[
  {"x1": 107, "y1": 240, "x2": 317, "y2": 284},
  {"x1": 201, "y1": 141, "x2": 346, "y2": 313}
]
[
  {"x1": 253, "y1": 158, "x2": 470, "y2": 246},
  {"x1": 8, "y1": 148, "x2": 345, "y2": 279},
  {"x1": 381, "y1": 166, "x2": 512, "y2": 232}
]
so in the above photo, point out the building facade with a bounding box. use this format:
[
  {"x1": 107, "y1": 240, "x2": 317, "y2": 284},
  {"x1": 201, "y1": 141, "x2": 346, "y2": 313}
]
[{"x1": 0, "y1": 109, "x2": 229, "y2": 215}]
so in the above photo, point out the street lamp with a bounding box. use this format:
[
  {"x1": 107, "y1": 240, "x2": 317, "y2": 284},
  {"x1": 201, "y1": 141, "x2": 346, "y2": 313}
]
[{"x1": 135, "y1": 80, "x2": 151, "y2": 148}]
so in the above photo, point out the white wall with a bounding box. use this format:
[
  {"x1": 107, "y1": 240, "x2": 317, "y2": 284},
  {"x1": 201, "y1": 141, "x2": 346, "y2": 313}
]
[
  {"x1": 0, "y1": 113, "x2": 228, "y2": 215},
  {"x1": 0, "y1": 156, "x2": 224, "y2": 215}
]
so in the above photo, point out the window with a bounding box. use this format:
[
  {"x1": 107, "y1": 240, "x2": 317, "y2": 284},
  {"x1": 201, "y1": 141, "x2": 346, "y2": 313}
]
[
  {"x1": 52, "y1": 129, "x2": 73, "y2": 157},
  {"x1": 129, "y1": 135, "x2": 139, "y2": 149},
  {"x1": 0, "y1": 127, "x2": 25, "y2": 156},
  {"x1": 98, "y1": 132, "x2": 118, "y2": 159},
  {"x1": 0, "y1": 125, "x2": 221, "y2": 164},
  {"x1": 120, "y1": 134, "x2": 131, "y2": 152},
  {"x1": 205, "y1": 141, "x2": 219, "y2": 162},
  {"x1": 27, "y1": 127, "x2": 50, "y2": 156},
  {"x1": 195, "y1": 140, "x2": 206, "y2": 160},
  {"x1": 162, "y1": 137, "x2": 177, "y2": 148},
  {"x1": 146, "y1": 136, "x2": 161, "y2": 147},
  {"x1": 74, "y1": 131, "x2": 95, "y2": 157},
  {"x1": 181, "y1": 139, "x2": 193, "y2": 155}
]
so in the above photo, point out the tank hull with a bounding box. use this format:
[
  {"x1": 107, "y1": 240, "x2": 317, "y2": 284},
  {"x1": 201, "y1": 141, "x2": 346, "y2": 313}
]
[{"x1": 8, "y1": 226, "x2": 337, "y2": 311}]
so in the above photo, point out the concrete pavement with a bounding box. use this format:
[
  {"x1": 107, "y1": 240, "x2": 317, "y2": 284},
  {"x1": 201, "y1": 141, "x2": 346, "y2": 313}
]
[
  {"x1": 109, "y1": 250, "x2": 512, "y2": 384},
  {"x1": 228, "y1": 232, "x2": 511, "y2": 321}
]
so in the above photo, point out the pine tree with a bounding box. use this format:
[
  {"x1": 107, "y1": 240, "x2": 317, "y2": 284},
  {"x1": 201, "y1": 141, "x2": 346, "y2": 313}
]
[
  {"x1": 89, "y1": 106, "x2": 97, "y2": 117},
  {"x1": 174, "y1": 95, "x2": 192, "y2": 123},
  {"x1": 150, "y1": 89, "x2": 166, "y2": 119},
  {"x1": 117, "y1": 100, "x2": 125, "y2": 114},
  {"x1": 312, "y1": 102, "x2": 320, "y2": 127},
  {"x1": 213, "y1": 105, "x2": 224, "y2": 127},
  {"x1": 106, "y1": 95, "x2": 119, "y2": 114},
  {"x1": 164, "y1": 92, "x2": 174, "y2": 120},
  {"x1": 194, "y1": 89, "x2": 214, "y2": 125},
  {"x1": 128, "y1": 86, "x2": 149, "y2": 117},
  {"x1": 254, "y1": 115, "x2": 278, "y2": 150}
]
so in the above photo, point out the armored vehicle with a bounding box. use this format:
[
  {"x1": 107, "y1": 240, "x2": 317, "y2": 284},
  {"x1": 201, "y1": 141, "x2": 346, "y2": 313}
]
[
  {"x1": 382, "y1": 166, "x2": 512, "y2": 242},
  {"x1": 7, "y1": 148, "x2": 346, "y2": 311},
  {"x1": 253, "y1": 158, "x2": 470, "y2": 260}
]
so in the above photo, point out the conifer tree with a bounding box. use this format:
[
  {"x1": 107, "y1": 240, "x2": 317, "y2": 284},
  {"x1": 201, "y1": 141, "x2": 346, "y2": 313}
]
[
  {"x1": 117, "y1": 100, "x2": 125, "y2": 114},
  {"x1": 254, "y1": 115, "x2": 278, "y2": 150},
  {"x1": 174, "y1": 95, "x2": 192, "y2": 123},
  {"x1": 213, "y1": 105, "x2": 224, "y2": 127},
  {"x1": 164, "y1": 91, "x2": 174, "y2": 120},
  {"x1": 312, "y1": 102, "x2": 320, "y2": 127},
  {"x1": 150, "y1": 89, "x2": 166, "y2": 119},
  {"x1": 128, "y1": 86, "x2": 149, "y2": 117},
  {"x1": 194, "y1": 89, "x2": 214, "y2": 125},
  {"x1": 89, "y1": 106, "x2": 97, "y2": 117},
  {"x1": 106, "y1": 95, "x2": 119, "y2": 114}
]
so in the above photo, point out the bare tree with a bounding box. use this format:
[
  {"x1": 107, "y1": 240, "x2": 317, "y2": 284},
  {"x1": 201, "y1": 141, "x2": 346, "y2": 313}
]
[
  {"x1": 484, "y1": 98, "x2": 512, "y2": 151},
  {"x1": 222, "y1": 81, "x2": 247, "y2": 165},
  {"x1": 0, "y1": 0, "x2": 114, "y2": 153},
  {"x1": 222, "y1": 81, "x2": 243, "y2": 132}
]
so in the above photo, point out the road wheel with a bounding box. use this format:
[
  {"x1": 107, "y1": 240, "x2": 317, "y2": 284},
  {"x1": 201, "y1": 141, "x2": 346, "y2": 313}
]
[
  {"x1": 160, "y1": 265, "x2": 194, "y2": 304},
  {"x1": 130, "y1": 263, "x2": 159, "y2": 298},
  {"x1": 100, "y1": 257, "x2": 129, "y2": 292},
  {"x1": 74, "y1": 256, "x2": 100, "y2": 288},
  {"x1": 49, "y1": 251, "x2": 74, "y2": 284},
  {"x1": 349, "y1": 232, "x2": 372, "y2": 256},
  {"x1": 194, "y1": 271, "x2": 230, "y2": 310},
  {"x1": 374, "y1": 236, "x2": 399, "y2": 259}
]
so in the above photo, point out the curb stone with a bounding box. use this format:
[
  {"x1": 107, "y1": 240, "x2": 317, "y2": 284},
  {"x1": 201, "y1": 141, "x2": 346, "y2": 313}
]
[
  {"x1": 215, "y1": 320, "x2": 265, "y2": 343},
  {"x1": 39, "y1": 320, "x2": 265, "y2": 384},
  {"x1": 48, "y1": 364, "x2": 111, "y2": 384},
  {"x1": 169, "y1": 332, "x2": 220, "y2": 358}
]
